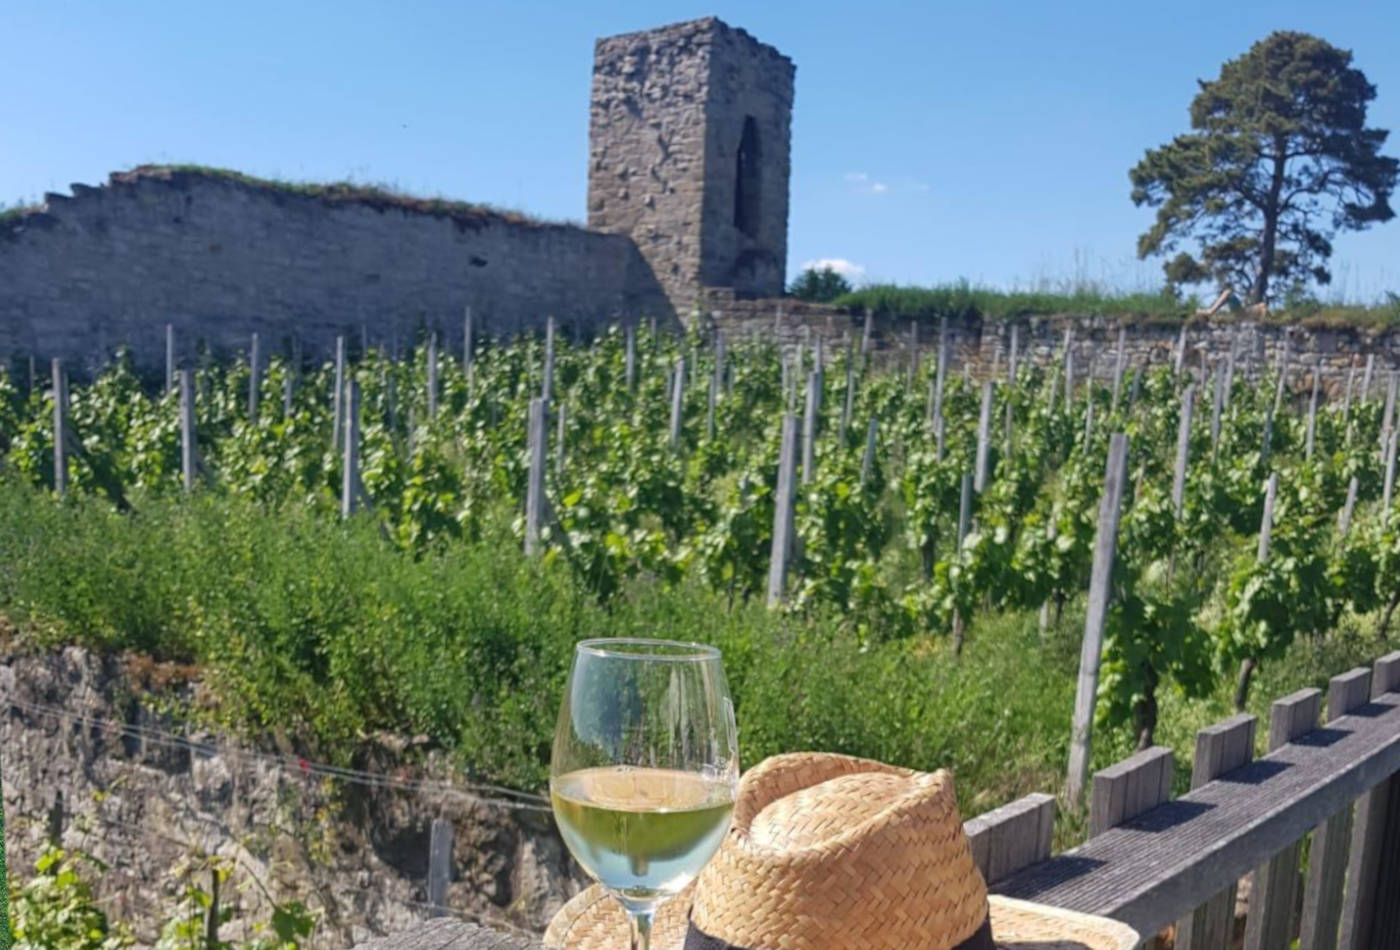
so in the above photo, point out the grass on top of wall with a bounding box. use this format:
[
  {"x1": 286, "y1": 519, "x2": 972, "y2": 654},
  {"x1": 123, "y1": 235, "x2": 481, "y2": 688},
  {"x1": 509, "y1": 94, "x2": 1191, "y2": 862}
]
[
  {"x1": 110, "y1": 164, "x2": 560, "y2": 229},
  {"x1": 835, "y1": 281, "x2": 1400, "y2": 329}
]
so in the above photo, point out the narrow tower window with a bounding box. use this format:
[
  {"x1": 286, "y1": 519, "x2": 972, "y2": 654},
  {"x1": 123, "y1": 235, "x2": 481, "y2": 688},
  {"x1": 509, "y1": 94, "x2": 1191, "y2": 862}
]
[{"x1": 734, "y1": 116, "x2": 761, "y2": 238}]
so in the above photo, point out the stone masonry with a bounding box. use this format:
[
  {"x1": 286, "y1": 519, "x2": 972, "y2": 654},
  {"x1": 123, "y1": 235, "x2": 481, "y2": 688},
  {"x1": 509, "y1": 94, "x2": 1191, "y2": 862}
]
[
  {"x1": 588, "y1": 18, "x2": 794, "y2": 311},
  {"x1": 0, "y1": 646, "x2": 584, "y2": 948}
]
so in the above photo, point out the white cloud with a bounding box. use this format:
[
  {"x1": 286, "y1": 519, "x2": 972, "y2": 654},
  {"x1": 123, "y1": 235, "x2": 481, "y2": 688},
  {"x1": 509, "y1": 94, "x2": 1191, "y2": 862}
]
[
  {"x1": 871, "y1": 182, "x2": 889, "y2": 194},
  {"x1": 801, "y1": 258, "x2": 867, "y2": 283}
]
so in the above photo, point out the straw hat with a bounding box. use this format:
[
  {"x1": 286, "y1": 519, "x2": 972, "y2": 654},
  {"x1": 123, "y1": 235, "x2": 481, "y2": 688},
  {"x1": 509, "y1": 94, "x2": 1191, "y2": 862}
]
[{"x1": 545, "y1": 753, "x2": 1137, "y2": 950}]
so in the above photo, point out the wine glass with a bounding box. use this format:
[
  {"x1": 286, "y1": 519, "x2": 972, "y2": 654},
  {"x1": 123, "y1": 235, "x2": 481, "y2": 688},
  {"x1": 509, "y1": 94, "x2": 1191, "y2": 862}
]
[{"x1": 551, "y1": 638, "x2": 739, "y2": 950}]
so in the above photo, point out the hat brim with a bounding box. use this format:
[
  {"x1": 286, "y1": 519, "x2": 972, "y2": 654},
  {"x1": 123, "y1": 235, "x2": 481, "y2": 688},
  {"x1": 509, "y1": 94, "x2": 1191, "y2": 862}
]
[{"x1": 544, "y1": 885, "x2": 1140, "y2": 950}]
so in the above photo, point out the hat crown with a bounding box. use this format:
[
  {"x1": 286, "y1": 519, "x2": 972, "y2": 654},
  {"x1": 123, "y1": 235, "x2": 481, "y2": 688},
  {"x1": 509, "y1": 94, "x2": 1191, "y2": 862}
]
[{"x1": 691, "y1": 754, "x2": 990, "y2": 950}]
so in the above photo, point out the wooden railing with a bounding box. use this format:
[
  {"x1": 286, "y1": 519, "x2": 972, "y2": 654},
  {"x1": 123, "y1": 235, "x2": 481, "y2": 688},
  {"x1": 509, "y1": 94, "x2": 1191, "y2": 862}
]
[{"x1": 356, "y1": 650, "x2": 1400, "y2": 950}]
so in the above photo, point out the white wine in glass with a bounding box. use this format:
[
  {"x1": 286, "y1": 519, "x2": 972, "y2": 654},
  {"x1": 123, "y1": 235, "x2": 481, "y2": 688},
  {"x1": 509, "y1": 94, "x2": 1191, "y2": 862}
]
[{"x1": 551, "y1": 639, "x2": 739, "y2": 950}]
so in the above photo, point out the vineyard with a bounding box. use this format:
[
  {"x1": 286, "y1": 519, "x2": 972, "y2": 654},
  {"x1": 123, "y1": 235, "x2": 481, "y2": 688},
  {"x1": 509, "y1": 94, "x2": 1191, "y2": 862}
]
[{"x1": 1, "y1": 318, "x2": 1399, "y2": 804}]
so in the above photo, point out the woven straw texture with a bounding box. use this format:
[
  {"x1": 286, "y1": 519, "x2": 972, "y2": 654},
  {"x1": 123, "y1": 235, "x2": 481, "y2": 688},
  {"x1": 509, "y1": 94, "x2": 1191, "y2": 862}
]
[{"x1": 544, "y1": 753, "x2": 1138, "y2": 950}]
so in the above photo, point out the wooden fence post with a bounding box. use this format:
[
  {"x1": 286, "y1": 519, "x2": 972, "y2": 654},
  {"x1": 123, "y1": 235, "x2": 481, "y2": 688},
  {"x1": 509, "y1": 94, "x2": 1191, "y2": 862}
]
[
  {"x1": 1298, "y1": 668, "x2": 1374, "y2": 950},
  {"x1": 1339, "y1": 650, "x2": 1400, "y2": 950},
  {"x1": 1242, "y1": 687, "x2": 1322, "y2": 950},
  {"x1": 51, "y1": 359, "x2": 68, "y2": 496},
  {"x1": 341, "y1": 379, "x2": 361, "y2": 519},
  {"x1": 964, "y1": 793, "x2": 1055, "y2": 887},
  {"x1": 1066, "y1": 432, "x2": 1130, "y2": 809},
  {"x1": 1090, "y1": 746, "x2": 1174, "y2": 839},
  {"x1": 428, "y1": 817, "x2": 453, "y2": 917},
  {"x1": 524, "y1": 397, "x2": 547, "y2": 556},
  {"x1": 767, "y1": 414, "x2": 799, "y2": 607},
  {"x1": 669, "y1": 358, "x2": 685, "y2": 451},
  {"x1": 1172, "y1": 385, "x2": 1196, "y2": 518},
  {"x1": 974, "y1": 381, "x2": 994, "y2": 493},
  {"x1": 332, "y1": 335, "x2": 345, "y2": 451},
  {"x1": 180, "y1": 370, "x2": 197, "y2": 492},
  {"x1": 1176, "y1": 713, "x2": 1258, "y2": 950},
  {"x1": 165, "y1": 323, "x2": 176, "y2": 396},
  {"x1": 248, "y1": 332, "x2": 261, "y2": 422}
]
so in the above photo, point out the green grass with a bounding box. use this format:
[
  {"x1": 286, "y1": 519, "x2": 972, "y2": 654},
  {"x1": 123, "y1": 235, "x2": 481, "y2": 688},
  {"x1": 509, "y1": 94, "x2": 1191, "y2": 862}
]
[
  {"x1": 115, "y1": 164, "x2": 555, "y2": 228},
  {"x1": 836, "y1": 280, "x2": 1400, "y2": 328},
  {"x1": 835, "y1": 281, "x2": 1193, "y2": 324},
  {"x1": 0, "y1": 480, "x2": 1389, "y2": 842}
]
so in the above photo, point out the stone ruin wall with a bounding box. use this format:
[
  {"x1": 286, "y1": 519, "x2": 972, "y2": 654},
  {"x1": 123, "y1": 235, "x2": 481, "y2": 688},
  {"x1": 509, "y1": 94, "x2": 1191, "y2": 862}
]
[
  {"x1": 0, "y1": 167, "x2": 672, "y2": 378},
  {"x1": 704, "y1": 293, "x2": 1400, "y2": 396},
  {"x1": 0, "y1": 646, "x2": 584, "y2": 948}
]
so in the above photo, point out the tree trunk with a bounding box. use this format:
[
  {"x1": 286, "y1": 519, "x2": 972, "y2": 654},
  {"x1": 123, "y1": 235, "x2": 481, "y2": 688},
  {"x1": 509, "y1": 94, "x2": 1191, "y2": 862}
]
[
  {"x1": 1381, "y1": 590, "x2": 1400, "y2": 641},
  {"x1": 1249, "y1": 137, "x2": 1290, "y2": 305},
  {"x1": 1134, "y1": 660, "x2": 1160, "y2": 751},
  {"x1": 1235, "y1": 656, "x2": 1258, "y2": 712}
]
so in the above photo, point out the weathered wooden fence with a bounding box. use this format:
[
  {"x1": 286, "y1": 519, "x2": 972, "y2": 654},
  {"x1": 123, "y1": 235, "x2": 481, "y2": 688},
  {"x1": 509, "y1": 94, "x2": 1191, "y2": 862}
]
[{"x1": 355, "y1": 649, "x2": 1400, "y2": 950}]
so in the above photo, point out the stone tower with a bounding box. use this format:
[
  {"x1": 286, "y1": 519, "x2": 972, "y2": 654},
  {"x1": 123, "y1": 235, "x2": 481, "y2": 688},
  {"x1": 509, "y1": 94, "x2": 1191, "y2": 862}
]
[{"x1": 588, "y1": 17, "x2": 794, "y2": 316}]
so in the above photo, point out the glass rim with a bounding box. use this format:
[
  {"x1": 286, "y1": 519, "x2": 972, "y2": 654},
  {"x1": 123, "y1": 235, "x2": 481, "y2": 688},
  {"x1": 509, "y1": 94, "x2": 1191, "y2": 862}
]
[{"x1": 575, "y1": 637, "x2": 721, "y2": 662}]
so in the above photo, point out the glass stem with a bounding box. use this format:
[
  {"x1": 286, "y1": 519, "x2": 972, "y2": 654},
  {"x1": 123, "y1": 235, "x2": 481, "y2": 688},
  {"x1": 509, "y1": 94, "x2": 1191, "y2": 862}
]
[{"x1": 629, "y1": 908, "x2": 656, "y2": 950}]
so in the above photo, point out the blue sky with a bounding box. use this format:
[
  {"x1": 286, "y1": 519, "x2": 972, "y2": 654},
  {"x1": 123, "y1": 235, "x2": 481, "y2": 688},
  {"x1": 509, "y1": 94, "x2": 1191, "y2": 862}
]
[{"x1": 4, "y1": 1, "x2": 1398, "y2": 299}]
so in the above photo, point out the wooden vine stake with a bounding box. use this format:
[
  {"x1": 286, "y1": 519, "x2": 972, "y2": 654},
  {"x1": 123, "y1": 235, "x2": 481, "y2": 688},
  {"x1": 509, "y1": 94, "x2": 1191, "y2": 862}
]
[
  {"x1": 1066, "y1": 432, "x2": 1130, "y2": 809},
  {"x1": 860, "y1": 418, "x2": 878, "y2": 487},
  {"x1": 860, "y1": 307, "x2": 873, "y2": 357},
  {"x1": 426, "y1": 331, "x2": 439, "y2": 419},
  {"x1": 542, "y1": 316, "x2": 556, "y2": 405},
  {"x1": 1339, "y1": 476, "x2": 1359, "y2": 537},
  {"x1": 524, "y1": 397, "x2": 547, "y2": 556},
  {"x1": 1110, "y1": 325, "x2": 1126, "y2": 414},
  {"x1": 340, "y1": 378, "x2": 365, "y2": 518},
  {"x1": 624, "y1": 322, "x2": 637, "y2": 391},
  {"x1": 801, "y1": 371, "x2": 818, "y2": 484},
  {"x1": 1362, "y1": 353, "x2": 1375, "y2": 401},
  {"x1": 180, "y1": 370, "x2": 198, "y2": 492},
  {"x1": 165, "y1": 323, "x2": 176, "y2": 396},
  {"x1": 331, "y1": 335, "x2": 345, "y2": 451},
  {"x1": 767, "y1": 414, "x2": 799, "y2": 607},
  {"x1": 952, "y1": 471, "x2": 974, "y2": 656},
  {"x1": 248, "y1": 332, "x2": 261, "y2": 422},
  {"x1": 669, "y1": 357, "x2": 685, "y2": 451},
  {"x1": 1172, "y1": 385, "x2": 1195, "y2": 518},
  {"x1": 974, "y1": 381, "x2": 994, "y2": 493},
  {"x1": 1007, "y1": 322, "x2": 1020, "y2": 384},
  {"x1": 51, "y1": 359, "x2": 69, "y2": 496},
  {"x1": 1234, "y1": 474, "x2": 1279, "y2": 712},
  {"x1": 1383, "y1": 427, "x2": 1398, "y2": 518},
  {"x1": 1173, "y1": 323, "x2": 1188, "y2": 378},
  {"x1": 1305, "y1": 363, "x2": 1320, "y2": 461},
  {"x1": 933, "y1": 318, "x2": 949, "y2": 425},
  {"x1": 840, "y1": 337, "x2": 855, "y2": 444}
]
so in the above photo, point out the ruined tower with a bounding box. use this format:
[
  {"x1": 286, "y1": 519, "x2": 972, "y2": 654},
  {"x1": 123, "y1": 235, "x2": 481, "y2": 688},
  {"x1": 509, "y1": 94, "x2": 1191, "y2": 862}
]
[{"x1": 588, "y1": 17, "x2": 794, "y2": 316}]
